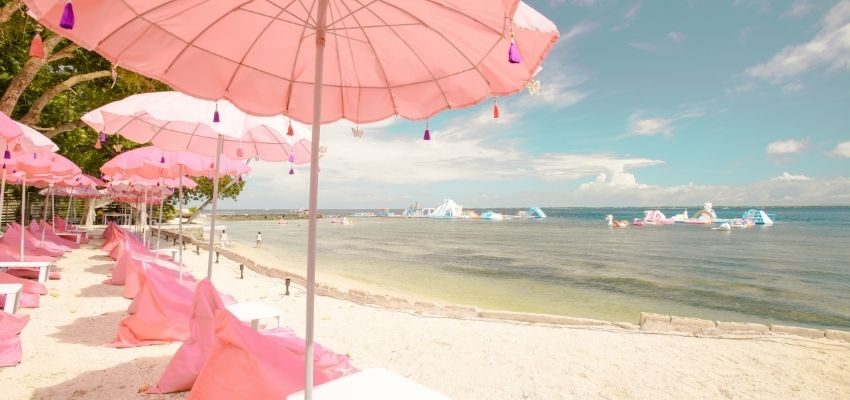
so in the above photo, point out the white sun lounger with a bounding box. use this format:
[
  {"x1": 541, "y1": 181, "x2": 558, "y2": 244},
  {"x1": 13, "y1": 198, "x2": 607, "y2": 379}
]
[
  {"x1": 0, "y1": 283, "x2": 23, "y2": 314},
  {"x1": 0, "y1": 261, "x2": 53, "y2": 284},
  {"x1": 286, "y1": 368, "x2": 450, "y2": 400},
  {"x1": 225, "y1": 302, "x2": 283, "y2": 330}
]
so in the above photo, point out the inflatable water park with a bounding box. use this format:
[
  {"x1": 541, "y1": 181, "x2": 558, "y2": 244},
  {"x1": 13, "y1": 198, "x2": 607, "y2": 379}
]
[
  {"x1": 353, "y1": 199, "x2": 548, "y2": 220},
  {"x1": 607, "y1": 202, "x2": 774, "y2": 229}
]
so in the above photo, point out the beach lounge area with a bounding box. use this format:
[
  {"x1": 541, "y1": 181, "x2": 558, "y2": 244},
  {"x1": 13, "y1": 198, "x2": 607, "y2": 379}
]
[{"x1": 2, "y1": 225, "x2": 849, "y2": 399}]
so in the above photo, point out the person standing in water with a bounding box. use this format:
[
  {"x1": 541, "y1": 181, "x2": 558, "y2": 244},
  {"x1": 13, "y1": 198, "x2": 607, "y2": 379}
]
[{"x1": 256, "y1": 231, "x2": 262, "y2": 248}]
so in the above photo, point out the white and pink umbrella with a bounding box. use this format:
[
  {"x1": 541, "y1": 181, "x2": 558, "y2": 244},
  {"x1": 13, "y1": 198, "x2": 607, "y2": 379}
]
[
  {"x1": 101, "y1": 145, "x2": 251, "y2": 265},
  {"x1": 28, "y1": 1, "x2": 559, "y2": 395},
  {"x1": 83, "y1": 92, "x2": 310, "y2": 278}
]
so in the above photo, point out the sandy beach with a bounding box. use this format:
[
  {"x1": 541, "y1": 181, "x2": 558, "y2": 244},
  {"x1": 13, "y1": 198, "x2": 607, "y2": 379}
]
[{"x1": 2, "y1": 233, "x2": 849, "y2": 400}]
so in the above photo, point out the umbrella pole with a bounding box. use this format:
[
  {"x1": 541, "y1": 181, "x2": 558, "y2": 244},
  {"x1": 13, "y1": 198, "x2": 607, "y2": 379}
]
[
  {"x1": 155, "y1": 195, "x2": 163, "y2": 261},
  {"x1": 20, "y1": 174, "x2": 26, "y2": 261},
  {"x1": 41, "y1": 186, "x2": 49, "y2": 245},
  {"x1": 51, "y1": 191, "x2": 55, "y2": 233},
  {"x1": 206, "y1": 135, "x2": 223, "y2": 279},
  {"x1": 0, "y1": 167, "x2": 6, "y2": 231},
  {"x1": 142, "y1": 187, "x2": 148, "y2": 246},
  {"x1": 305, "y1": 2, "x2": 329, "y2": 396},
  {"x1": 178, "y1": 167, "x2": 184, "y2": 281}
]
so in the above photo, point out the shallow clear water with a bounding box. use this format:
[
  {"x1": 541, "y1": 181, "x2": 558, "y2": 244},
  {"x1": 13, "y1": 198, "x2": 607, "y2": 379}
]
[{"x1": 217, "y1": 207, "x2": 850, "y2": 330}]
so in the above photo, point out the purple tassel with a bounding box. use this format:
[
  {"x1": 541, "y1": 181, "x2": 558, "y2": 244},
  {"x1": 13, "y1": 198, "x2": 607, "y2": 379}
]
[
  {"x1": 3, "y1": 149, "x2": 9, "y2": 160},
  {"x1": 508, "y1": 41, "x2": 522, "y2": 64},
  {"x1": 160, "y1": 155, "x2": 165, "y2": 164},
  {"x1": 288, "y1": 168, "x2": 294, "y2": 175},
  {"x1": 33, "y1": 152, "x2": 37, "y2": 159},
  {"x1": 423, "y1": 128, "x2": 431, "y2": 141},
  {"x1": 59, "y1": 1, "x2": 75, "y2": 30},
  {"x1": 2, "y1": 163, "x2": 5, "y2": 170},
  {"x1": 237, "y1": 175, "x2": 242, "y2": 182},
  {"x1": 99, "y1": 132, "x2": 106, "y2": 142},
  {"x1": 288, "y1": 153, "x2": 295, "y2": 163},
  {"x1": 213, "y1": 104, "x2": 220, "y2": 123}
]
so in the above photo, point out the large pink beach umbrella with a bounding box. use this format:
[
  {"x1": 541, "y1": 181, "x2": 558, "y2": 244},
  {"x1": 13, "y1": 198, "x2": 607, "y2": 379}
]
[
  {"x1": 27, "y1": 1, "x2": 559, "y2": 395},
  {"x1": 82, "y1": 92, "x2": 310, "y2": 279},
  {"x1": 3, "y1": 153, "x2": 81, "y2": 260}
]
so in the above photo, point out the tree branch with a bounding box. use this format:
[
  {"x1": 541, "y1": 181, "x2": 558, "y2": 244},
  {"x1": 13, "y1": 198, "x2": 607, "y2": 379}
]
[
  {"x1": 47, "y1": 43, "x2": 80, "y2": 62},
  {"x1": 34, "y1": 121, "x2": 86, "y2": 138},
  {"x1": 0, "y1": 35, "x2": 68, "y2": 115},
  {"x1": 0, "y1": 0, "x2": 23, "y2": 25},
  {"x1": 20, "y1": 70, "x2": 112, "y2": 125}
]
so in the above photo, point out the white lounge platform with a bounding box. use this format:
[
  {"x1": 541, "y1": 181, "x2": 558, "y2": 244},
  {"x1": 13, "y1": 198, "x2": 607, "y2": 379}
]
[
  {"x1": 287, "y1": 368, "x2": 450, "y2": 400},
  {"x1": 0, "y1": 261, "x2": 53, "y2": 284},
  {"x1": 225, "y1": 302, "x2": 283, "y2": 330},
  {"x1": 0, "y1": 283, "x2": 23, "y2": 314}
]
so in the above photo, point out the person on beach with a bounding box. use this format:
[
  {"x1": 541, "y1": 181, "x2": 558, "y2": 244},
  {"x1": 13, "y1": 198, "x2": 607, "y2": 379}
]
[
  {"x1": 220, "y1": 229, "x2": 229, "y2": 248},
  {"x1": 256, "y1": 231, "x2": 262, "y2": 248}
]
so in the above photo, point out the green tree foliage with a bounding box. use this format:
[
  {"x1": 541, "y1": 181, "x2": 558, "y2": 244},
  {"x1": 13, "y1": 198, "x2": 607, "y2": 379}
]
[{"x1": 0, "y1": 1, "x2": 247, "y2": 214}]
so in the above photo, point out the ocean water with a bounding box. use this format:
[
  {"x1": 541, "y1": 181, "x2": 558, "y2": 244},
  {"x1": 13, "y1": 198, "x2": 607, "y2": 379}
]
[{"x1": 216, "y1": 207, "x2": 850, "y2": 330}]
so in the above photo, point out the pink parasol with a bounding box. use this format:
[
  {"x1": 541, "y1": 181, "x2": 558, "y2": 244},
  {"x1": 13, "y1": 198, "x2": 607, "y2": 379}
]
[
  {"x1": 102, "y1": 145, "x2": 251, "y2": 266},
  {"x1": 83, "y1": 93, "x2": 313, "y2": 163},
  {"x1": 27, "y1": 1, "x2": 559, "y2": 396}
]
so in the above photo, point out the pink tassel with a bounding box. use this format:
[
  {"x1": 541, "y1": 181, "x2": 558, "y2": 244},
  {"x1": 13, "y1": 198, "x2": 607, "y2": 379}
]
[
  {"x1": 236, "y1": 147, "x2": 244, "y2": 158},
  {"x1": 508, "y1": 41, "x2": 522, "y2": 64},
  {"x1": 493, "y1": 102, "x2": 500, "y2": 119},
  {"x1": 287, "y1": 124, "x2": 294, "y2": 136},
  {"x1": 29, "y1": 34, "x2": 45, "y2": 58},
  {"x1": 59, "y1": 1, "x2": 75, "y2": 30},
  {"x1": 13, "y1": 142, "x2": 21, "y2": 152},
  {"x1": 94, "y1": 140, "x2": 102, "y2": 150}
]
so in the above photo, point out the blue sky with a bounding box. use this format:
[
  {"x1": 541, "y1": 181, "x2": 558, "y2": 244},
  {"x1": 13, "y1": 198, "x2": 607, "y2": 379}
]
[{"x1": 220, "y1": 0, "x2": 850, "y2": 210}]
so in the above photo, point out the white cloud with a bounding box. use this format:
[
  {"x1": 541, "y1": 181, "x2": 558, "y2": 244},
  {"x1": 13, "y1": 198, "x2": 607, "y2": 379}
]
[
  {"x1": 626, "y1": 108, "x2": 704, "y2": 137},
  {"x1": 747, "y1": 1, "x2": 850, "y2": 82},
  {"x1": 782, "y1": 0, "x2": 815, "y2": 18},
  {"x1": 734, "y1": 0, "x2": 771, "y2": 13},
  {"x1": 667, "y1": 31, "x2": 686, "y2": 43},
  {"x1": 611, "y1": 1, "x2": 642, "y2": 32},
  {"x1": 831, "y1": 141, "x2": 850, "y2": 158},
  {"x1": 771, "y1": 172, "x2": 812, "y2": 181},
  {"x1": 550, "y1": 0, "x2": 598, "y2": 7},
  {"x1": 573, "y1": 174, "x2": 850, "y2": 206},
  {"x1": 765, "y1": 139, "x2": 808, "y2": 155},
  {"x1": 628, "y1": 114, "x2": 673, "y2": 136},
  {"x1": 561, "y1": 21, "x2": 596, "y2": 42},
  {"x1": 781, "y1": 82, "x2": 806, "y2": 93}
]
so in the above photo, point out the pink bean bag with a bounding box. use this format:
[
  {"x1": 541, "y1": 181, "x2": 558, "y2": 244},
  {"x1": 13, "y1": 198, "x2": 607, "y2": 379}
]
[
  {"x1": 112, "y1": 265, "x2": 195, "y2": 348},
  {"x1": 148, "y1": 279, "x2": 229, "y2": 393},
  {"x1": 188, "y1": 310, "x2": 356, "y2": 399},
  {"x1": 0, "y1": 311, "x2": 29, "y2": 367}
]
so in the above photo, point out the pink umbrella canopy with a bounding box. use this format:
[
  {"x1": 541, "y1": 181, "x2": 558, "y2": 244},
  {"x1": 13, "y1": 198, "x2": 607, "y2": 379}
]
[
  {"x1": 82, "y1": 92, "x2": 313, "y2": 163},
  {"x1": 0, "y1": 111, "x2": 59, "y2": 153},
  {"x1": 4, "y1": 153, "x2": 81, "y2": 180},
  {"x1": 106, "y1": 176, "x2": 198, "y2": 190},
  {"x1": 28, "y1": 1, "x2": 559, "y2": 396},
  {"x1": 27, "y1": 1, "x2": 557, "y2": 123},
  {"x1": 102, "y1": 146, "x2": 251, "y2": 180}
]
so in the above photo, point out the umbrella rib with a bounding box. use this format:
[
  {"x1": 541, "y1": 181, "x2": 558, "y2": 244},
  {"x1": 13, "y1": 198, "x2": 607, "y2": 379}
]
[
  {"x1": 325, "y1": 0, "x2": 378, "y2": 28},
  {"x1": 330, "y1": 0, "x2": 364, "y2": 121},
  {"x1": 361, "y1": 2, "x2": 452, "y2": 111},
  {"x1": 282, "y1": 0, "x2": 320, "y2": 115},
  {"x1": 327, "y1": 1, "x2": 346, "y2": 120},
  {"x1": 336, "y1": 0, "x2": 399, "y2": 117},
  {"x1": 222, "y1": 9, "x2": 282, "y2": 96},
  {"x1": 161, "y1": 0, "x2": 257, "y2": 76},
  {"x1": 374, "y1": 0, "x2": 493, "y2": 93}
]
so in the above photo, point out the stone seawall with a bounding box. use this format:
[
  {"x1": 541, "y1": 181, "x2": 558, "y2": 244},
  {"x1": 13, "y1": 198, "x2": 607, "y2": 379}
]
[{"x1": 152, "y1": 228, "x2": 850, "y2": 344}]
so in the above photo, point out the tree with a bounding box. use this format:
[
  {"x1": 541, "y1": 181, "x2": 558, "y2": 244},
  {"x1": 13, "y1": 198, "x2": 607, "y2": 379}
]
[
  {"x1": 0, "y1": 2, "x2": 247, "y2": 215},
  {"x1": 181, "y1": 176, "x2": 246, "y2": 223}
]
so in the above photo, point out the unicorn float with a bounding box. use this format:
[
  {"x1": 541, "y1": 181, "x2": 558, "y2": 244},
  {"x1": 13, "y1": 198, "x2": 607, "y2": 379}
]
[
  {"x1": 605, "y1": 214, "x2": 629, "y2": 228},
  {"x1": 684, "y1": 202, "x2": 718, "y2": 225},
  {"x1": 632, "y1": 210, "x2": 675, "y2": 226}
]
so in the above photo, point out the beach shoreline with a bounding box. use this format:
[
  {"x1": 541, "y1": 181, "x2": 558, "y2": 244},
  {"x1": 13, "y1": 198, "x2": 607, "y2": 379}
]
[
  {"x1": 3, "y1": 229, "x2": 849, "y2": 399},
  {"x1": 155, "y1": 227, "x2": 850, "y2": 342}
]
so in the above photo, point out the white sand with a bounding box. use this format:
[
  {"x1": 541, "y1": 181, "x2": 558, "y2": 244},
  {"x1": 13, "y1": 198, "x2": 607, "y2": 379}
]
[{"x1": 2, "y1": 235, "x2": 849, "y2": 399}]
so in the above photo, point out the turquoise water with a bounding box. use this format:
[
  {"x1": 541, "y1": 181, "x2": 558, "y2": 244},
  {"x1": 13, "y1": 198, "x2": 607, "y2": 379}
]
[{"x1": 217, "y1": 207, "x2": 850, "y2": 330}]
